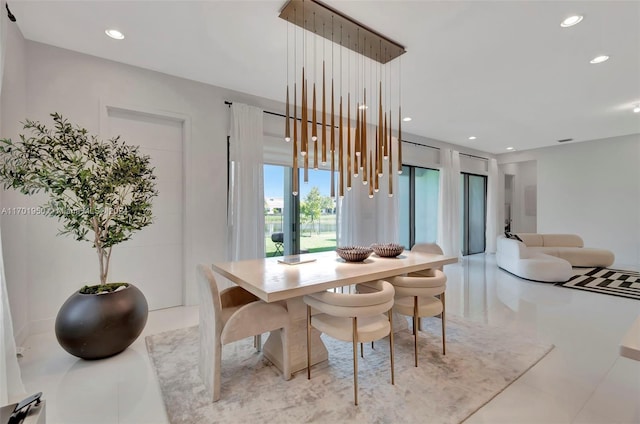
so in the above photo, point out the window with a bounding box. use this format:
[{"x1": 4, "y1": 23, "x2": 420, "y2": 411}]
[
  {"x1": 399, "y1": 165, "x2": 440, "y2": 249},
  {"x1": 460, "y1": 173, "x2": 487, "y2": 255},
  {"x1": 263, "y1": 164, "x2": 336, "y2": 257}
]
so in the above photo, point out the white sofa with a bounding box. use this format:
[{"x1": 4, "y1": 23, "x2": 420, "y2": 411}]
[{"x1": 496, "y1": 233, "x2": 615, "y2": 283}]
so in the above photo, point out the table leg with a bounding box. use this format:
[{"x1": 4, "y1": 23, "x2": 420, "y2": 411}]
[{"x1": 263, "y1": 297, "x2": 328, "y2": 375}]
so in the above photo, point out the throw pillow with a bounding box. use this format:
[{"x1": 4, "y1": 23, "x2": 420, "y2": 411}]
[{"x1": 504, "y1": 232, "x2": 524, "y2": 242}]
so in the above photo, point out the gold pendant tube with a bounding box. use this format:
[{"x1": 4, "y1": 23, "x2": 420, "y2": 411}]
[
  {"x1": 304, "y1": 151, "x2": 309, "y2": 183},
  {"x1": 347, "y1": 93, "x2": 352, "y2": 190},
  {"x1": 378, "y1": 81, "x2": 383, "y2": 172},
  {"x1": 354, "y1": 107, "x2": 360, "y2": 176},
  {"x1": 368, "y1": 151, "x2": 374, "y2": 198},
  {"x1": 301, "y1": 67, "x2": 307, "y2": 155},
  {"x1": 389, "y1": 110, "x2": 393, "y2": 197},
  {"x1": 355, "y1": 102, "x2": 361, "y2": 159},
  {"x1": 375, "y1": 131, "x2": 380, "y2": 192},
  {"x1": 313, "y1": 83, "x2": 318, "y2": 169},
  {"x1": 339, "y1": 96, "x2": 344, "y2": 198},
  {"x1": 304, "y1": 79, "x2": 309, "y2": 178},
  {"x1": 312, "y1": 83, "x2": 317, "y2": 142},
  {"x1": 293, "y1": 82, "x2": 298, "y2": 196}
]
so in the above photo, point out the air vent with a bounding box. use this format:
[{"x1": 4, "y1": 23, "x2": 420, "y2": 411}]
[{"x1": 557, "y1": 138, "x2": 573, "y2": 143}]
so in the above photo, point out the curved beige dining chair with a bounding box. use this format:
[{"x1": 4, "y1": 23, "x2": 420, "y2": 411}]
[
  {"x1": 303, "y1": 280, "x2": 395, "y2": 406},
  {"x1": 390, "y1": 243, "x2": 447, "y2": 367},
  {"x1": 197, "y1": 264, "x2": 291, "y2": 402}
]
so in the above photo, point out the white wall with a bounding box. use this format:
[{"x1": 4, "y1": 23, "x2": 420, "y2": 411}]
[
  {"x1": 0, "y1": 20, "x2": 29, "y2": 343},
  {"x1": 0, "y1": 40, "x2": 287, "y2": 335},
  {"x1": 499, "y1": 134, "x2": 640, "y2": 268}
]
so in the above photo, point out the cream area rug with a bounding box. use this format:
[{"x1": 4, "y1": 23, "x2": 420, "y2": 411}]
[{"x1": 146, "y1": 315, "x2": 553, "y2": 424}]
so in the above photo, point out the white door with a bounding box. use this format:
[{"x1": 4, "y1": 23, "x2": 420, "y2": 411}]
[{"x1": 105, "y1": 108, "x2": 184, "y2": 310}]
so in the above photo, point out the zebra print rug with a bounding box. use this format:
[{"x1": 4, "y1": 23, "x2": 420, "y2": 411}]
[{"x1": 556, "y1": 267, "x2": 640, "y2": 300}]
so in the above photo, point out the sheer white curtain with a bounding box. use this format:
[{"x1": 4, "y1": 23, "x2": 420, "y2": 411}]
[
  {"x1": 227, "y1": 103, "x2": 265, "y2": 261},
  {"x1": 485, "y1": 158, "x2": 499, "y2": 253},
  {"x1": 438, "y1": 148, "x2": 461, "y2": 257},
  {"x1": 338, "y1": 137, "x2": 399, "y2": 246},
  {"x1": 1, "y1": 0, "x2": 26, "y2": 404}
]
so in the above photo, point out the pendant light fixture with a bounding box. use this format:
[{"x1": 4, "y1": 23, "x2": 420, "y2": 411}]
[{"x1": 280, "y1": 0, "x2": 406, "y2": 199}]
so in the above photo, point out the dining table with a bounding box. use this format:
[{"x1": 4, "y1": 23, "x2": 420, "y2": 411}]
[{"x1": 212, "y1": 250, "x2": 458, "y2": 374}]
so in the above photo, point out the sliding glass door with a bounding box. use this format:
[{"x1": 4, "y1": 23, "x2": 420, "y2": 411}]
[
  {"x1": 461, "y1": 173, "x2": 487, "y2": 256},
  {"x1": 399, "y1": 165, "x2": 440, "y2": 250},
  {"x1": 263, "y1": 164, "x2": 336, "y2": 257}
]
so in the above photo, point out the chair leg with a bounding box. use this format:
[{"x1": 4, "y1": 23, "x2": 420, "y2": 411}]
[
  {"x1": 441, "y1": 291, "x2": 446, "y2": 356},
  {"x1": 371, "y1": 341, "x2": 374, "y2": 349},
  {"x1": 360, "y1": 342, "x2": 364, "y2": 358},
  {"x1": 388, "y1": 310, "x2": 395, "y2": 385},
  {"x1": 352, "y1": 317, "x2": 359, "y2": 406},
  {"x1": 413, "y1": 296, "x2": 419, "y2": 368},
  {"x1": 307, "y1": 305, "x2": 312, "y2": 380},
  {"x1": 212, "y1": 341, "x2": 222, "y2": 402},
  {"x1": 254, "y1": 334, "x2": 262, "y2": 352}
]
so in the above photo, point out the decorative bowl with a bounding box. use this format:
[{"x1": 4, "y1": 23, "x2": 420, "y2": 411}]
[
  {"x1": 371, "y1": 243, "x2": 405, "y2": 258},
  {"x1": 336, "y1": 246, "x2": 374, "y2": 262}
]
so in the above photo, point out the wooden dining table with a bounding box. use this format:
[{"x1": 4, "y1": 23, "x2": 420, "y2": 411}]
[{"x1": 212, "y1": 250, "x2": 458, "y2": 374}]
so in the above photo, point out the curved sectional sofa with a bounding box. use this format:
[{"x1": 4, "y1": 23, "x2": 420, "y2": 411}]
[{"x1": 496, "y1": 233, "x2": 615, "y2": 283}]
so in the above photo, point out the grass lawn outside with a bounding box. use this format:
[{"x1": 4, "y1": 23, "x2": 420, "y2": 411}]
[{"x1": 265, "y1": 232, "x2": 337, "y2": 257}]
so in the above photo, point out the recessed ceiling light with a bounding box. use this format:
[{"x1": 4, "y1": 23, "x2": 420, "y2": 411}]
[
  {"x1": 590, "y1": 55, "x2": 609, "y2": 64},
  {"x1": 402, "y1": 117, "x2": 412, "y2": 122},
  {"x1": 506, "y1": 147, "x2": 515, "y2": 151},
  {"x1": 560, "y1": 15, "x2": 583, "y2": 28},
  {"x1": 633, "y1": 105, "x2": 640, "y2": 113},
  {"x1": 468, "y1": 136, "x2": 477, "y2": 140},
  {"x1": 105, "y1": 29, "x2": 125, "y2": 40}
]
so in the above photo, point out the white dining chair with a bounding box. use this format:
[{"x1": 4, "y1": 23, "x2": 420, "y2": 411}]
[
  {"x1": 197, "y1": 264, "x2": 291, "y2": 402},
  {"x1": 303, "y1": 280, "x2": 395, "y2": 406},
  {"x1": 389, "y1": 243, "x2": 447, "y2": 366}
]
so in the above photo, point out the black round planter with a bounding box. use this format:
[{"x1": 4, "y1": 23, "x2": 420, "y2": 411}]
[{"x1": 55, "y1": 284, "x2": 148, "y2": 360}]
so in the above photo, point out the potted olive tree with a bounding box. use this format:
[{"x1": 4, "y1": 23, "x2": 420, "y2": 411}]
[{"x1": 0, "y1": 113, "x2": 158, "y2": 359}]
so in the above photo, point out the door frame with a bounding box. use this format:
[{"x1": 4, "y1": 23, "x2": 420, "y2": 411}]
[{"x1": 99, "y1": 100, "x2": 192, "y2": 306}]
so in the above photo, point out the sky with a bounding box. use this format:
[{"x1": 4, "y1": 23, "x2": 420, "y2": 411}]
[{"x1": 264, "y1": 164, "x2": 332, "y2": 199}]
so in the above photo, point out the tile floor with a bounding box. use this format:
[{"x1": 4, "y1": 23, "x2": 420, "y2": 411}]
[{"x1": 17, "y1": 254, "x2": 640, "y2": 423}]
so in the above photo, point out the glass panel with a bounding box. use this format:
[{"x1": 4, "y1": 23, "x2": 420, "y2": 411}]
[
  {"x1": 398, "y1": 165, "x2": 411, "y2": 249},
  {"x1": 468, "y1": 175, "x2": 486, "y2": 254},
  {"x1": 264, "y1": 164, "x2": 286, "y2": 257},
  {"x1": 414, "y1": 168, "x2": 439, "y2": 244},
  {"x1": 298, "y1": 169, "x2": 337, "y2": 254}
]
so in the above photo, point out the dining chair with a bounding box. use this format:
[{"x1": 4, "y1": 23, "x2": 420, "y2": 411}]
[
  {"x1": 389, "y1": 242, "x2": 447, "y2": 366},
  {"x1": 303, "y1": 280, "x2": 395, "y2": 406},
  {"x1": 408, "y1": 242, "x2": 447, "y2": 333},
  {"x1": 197, "y1": 264, "x2": 291, "y2": 402}
]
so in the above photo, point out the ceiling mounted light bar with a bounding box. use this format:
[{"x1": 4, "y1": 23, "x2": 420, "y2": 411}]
[{"x1": 279, "y1": 0, "x2": 406, "y2": 64}]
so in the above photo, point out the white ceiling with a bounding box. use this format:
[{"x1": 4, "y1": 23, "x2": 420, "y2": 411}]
[{"x1": 10, "y1": 0, "x2": 640, "y2": 154}]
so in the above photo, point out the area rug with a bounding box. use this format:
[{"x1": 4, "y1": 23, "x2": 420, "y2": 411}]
[
  {"x1": 146, "y1": 315, "x2": 552, "y2": 424},
  {"x1": 556, "y1": 267, "x2": 640, "y2": 300}
]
